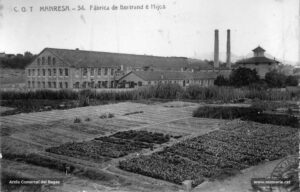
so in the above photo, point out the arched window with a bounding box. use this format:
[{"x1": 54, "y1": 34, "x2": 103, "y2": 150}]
[
  {"x1": 52, "y1": 58, "x2": 56, "y2": 65},
  {"x1": 42, "y1": 57, "x2": 45, "y2": 65},
  {"x1": 37, "y1": 58, "x2": 41, "y2": 65}
]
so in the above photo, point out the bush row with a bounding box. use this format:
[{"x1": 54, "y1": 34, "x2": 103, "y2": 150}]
[
  {"x1": 0, "y1": 83, "x2": 298, "y2": 102},
  {"x1": 193, "y1": 106, "x2": 299, "y2": 128}
]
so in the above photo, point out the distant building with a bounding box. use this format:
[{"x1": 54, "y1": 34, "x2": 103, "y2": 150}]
[
  {"x1": 25, "y1": 48, "x2": 217, "y2": 90},
  {"x1": 118, "y1": 71, "x2": 217, "y2": 88},
  {"x1": 236, "y1": 46, "x2": 280, "y2": 78}
]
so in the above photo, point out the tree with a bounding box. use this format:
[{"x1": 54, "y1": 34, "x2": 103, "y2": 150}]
[
  {"x1": 0, "y1": 52, "x2": 36, "y2": 69},
  {"x1": 229, "y1": 67, "x2": 260, "y2": 87},
  {"x1": 285, "y1": 75, "x2": 298, "y2": 86},
  {"x1": 214, "y1": 75, "x2": 229, "y2": 86},
  {"x1": 265, "y1": 70, "x2": 287, "y2": 88}
]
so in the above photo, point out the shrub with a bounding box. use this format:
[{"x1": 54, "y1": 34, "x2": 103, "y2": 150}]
[
  {"x1": 74, "y1": 117, "x2": 81, "y2": 123},
  {"x1": 265, "y1": 71, "x2": 287, "y2": 88},
  {"x1": 99, "y1": 114, "x2": 107, "y2": 119},
  {"x1": 108, "y1": 113, "x2": 114, "y2": 118},
  {"x1": 214, "y1": 75, "x2": 229, "y2": 86},
  {"x1": 0, "y1": 90, "x2": 78, "y2": 100},
  {"x1": 285, "y1": 75, "x2": 298, "y2": 86}
]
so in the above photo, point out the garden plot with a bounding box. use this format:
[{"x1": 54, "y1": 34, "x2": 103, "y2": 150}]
[
  {"x1": 119, "y1": 121, "x2": 298, "y2": 187},
  {"x1": 118, "y1": 106, "x2": 196, "y2": 124},
  {"x1": 0, "y1": 102, "x2": 151, "y2": 127},
  {"x1": 140, "y1": 117, "x2": 227, "y2": 137},
  {"x1": 1, "y1": 101, "x2": 221, "y2": 191},
  {"x1": 46, "y1": 130, "x2": 172, "y2": 162},
  {"x1": 7, "y1": 117, "x2": 151, "y2": 151}
]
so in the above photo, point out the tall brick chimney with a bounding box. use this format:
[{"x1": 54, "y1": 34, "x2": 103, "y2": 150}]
[
  {"x1": 226, "y1": 29, "x2": 231, "y2": 69},
  {"x1": 214, "y1": 30, "x2": 219, "y2": 70}
]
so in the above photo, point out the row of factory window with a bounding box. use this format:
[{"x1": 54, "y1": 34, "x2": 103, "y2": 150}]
[
  {"x1": 81, "y1": 68, "x2": 115, "y2": 77},
  {"x1": 37, "y1": 56, "x2": 56, "y2": 66},
  {"x1": 73, "y1": 81, "x2": 115, "y2": 89},
  {"x1": 28, "y1": 81, "x2": 68, "y2": 89},
  {"x1": 27, "y1": 68, "x2": 68, "y2": 77}
]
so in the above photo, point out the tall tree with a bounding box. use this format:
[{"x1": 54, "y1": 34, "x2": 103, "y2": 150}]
[{"x1": 229, "y1": 67, "x2": 260, "y2": 87}]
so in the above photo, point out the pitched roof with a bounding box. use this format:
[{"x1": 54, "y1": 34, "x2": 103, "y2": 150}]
[
  {"x1": 45, "y1": 48, "x2": 192, "y2": 69},
  {"x1": 119, "y1": 71, "x2": 217, "y2": 81},
  {"x1": 236, "y1": 56, "x2": 280, "y2": 65},
  {"x1": 252, "y1": 46, "x2": 265, "y2": 52}
]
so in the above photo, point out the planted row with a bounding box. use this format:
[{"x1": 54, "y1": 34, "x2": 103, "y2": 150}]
[
  {"x1": 47, "y1": 130, "x2": 172, "y2": 161},
  {"x1": 119, "y1": 122, "x2": 297, "y2": 186},
  {"x1": 110, "y1": 130, "x2": 171, "y2": 144},
  {"x1": 46, "y1": 139, "x2": 151, "y2": 159}
]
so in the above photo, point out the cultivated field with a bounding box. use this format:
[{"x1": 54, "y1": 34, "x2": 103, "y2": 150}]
[{"x1": 0, "y1": 101, "x2": 298, "y2": 192}]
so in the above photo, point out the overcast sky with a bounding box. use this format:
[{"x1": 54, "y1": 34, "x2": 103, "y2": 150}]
[{"x1": 0, "y1": 0, "x2": 298, "y2": 64}]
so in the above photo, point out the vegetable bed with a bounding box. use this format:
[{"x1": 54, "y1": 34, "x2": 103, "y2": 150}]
[
  {"x1": 46, "y1": 130, "x2": 171, "y2": 160},
  {"x1": 119, "y1": 122, "x2": 298, "y2": 187}
]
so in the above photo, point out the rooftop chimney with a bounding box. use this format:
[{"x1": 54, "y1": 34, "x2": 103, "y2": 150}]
[
  {"x1": 226, "y1": 29, "x2": 231, "y2": 69},
  {"x1": 214, "y1": 30, "x2": 219, "y2": 70}
]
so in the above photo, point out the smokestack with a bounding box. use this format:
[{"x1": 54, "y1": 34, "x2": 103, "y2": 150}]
[
  {"x1": 214, "y1": 29, "x2": 219, "y2": 70},
  {"x1": 226, "y1": 29, "x2": 231, "y2": 69}
]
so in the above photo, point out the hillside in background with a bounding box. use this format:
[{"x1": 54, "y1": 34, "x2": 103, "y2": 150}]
[{"x1": 0, "y1": 52, "x2": 36, "y2": 69}]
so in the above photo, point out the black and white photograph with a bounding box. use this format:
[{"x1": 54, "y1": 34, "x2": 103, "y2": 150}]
[{"x1": 0, "y1": 0, "x2": 299, "y2": 191}]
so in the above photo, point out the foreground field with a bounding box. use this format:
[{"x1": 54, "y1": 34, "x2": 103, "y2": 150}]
[
  {"x1": 119, "y1": 121, "x2": 298, "y2": 186},
  {"x1": 1, "y1": 101, "x2": 298, "y2": 192}
]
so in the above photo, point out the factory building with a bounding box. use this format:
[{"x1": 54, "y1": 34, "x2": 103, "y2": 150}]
[
  {"x1": 235, "y1": 46, "x2": 280, "y2": 78},
  {"x1": 25, "y1": 48, "x2": 219, "y2": 90},
  {"x1": 25, "y1": 29, "x2": 237, "y2": 90},
  {"x1": 118, "y1": 71, "x2": 217, "y2": 88}
]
